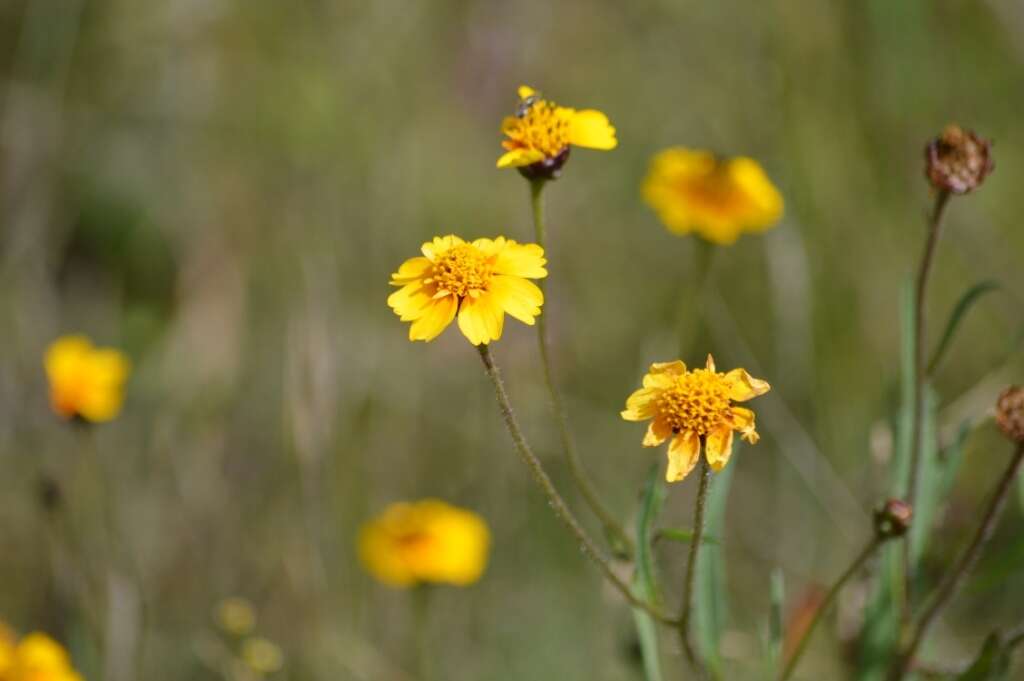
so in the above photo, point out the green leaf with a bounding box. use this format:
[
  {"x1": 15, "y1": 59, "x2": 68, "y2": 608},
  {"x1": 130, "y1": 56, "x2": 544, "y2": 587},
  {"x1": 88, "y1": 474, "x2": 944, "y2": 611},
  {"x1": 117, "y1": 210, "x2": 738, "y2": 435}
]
[
  {"x1": 955, "y1": 633, "x2": 1012, "y2": 681},
  {"x1": 632, "y1": 464, "x2": 667, "y2": 681},
  {"x1": 908, "y1": 387, "x2": 939, "y2": 570},
  {"x1": 768, "y1": 569, "x2": 785, "y2": 675},
  {"x1": 654, "y1": 528, "x2": 719, "y2": 546},
  {"x1": 927, "y1": 280, "x2": 1001, "y2": 374},
  {"x1": 695, "y1": 460, "x2": 735, "y2": 678}
]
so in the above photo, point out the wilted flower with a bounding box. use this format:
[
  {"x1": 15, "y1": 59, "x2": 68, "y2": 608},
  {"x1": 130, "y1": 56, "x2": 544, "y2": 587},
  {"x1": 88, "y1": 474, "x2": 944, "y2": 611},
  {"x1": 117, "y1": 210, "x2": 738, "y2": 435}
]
[
  {"x1": 0, "y1": 627, "x2": 84, "y2": 681},
  {"x1": 642, "y1": 147, "x2": 783, "y2": 245},
  {"x1": 873, "y1": 498, "x2": 913, "y2": 539},
  {"x1": 996, "y1": 386, "x2": 1024, "y2": 444},
  {"x1": 44, "y1": 335, "x2": 130, "y2": 423},
  {"x1": 924, "y1": 124, "x2": 993, "y2": 195},
  {"x1": 358, "y1": 499, "x2": 491, "y2": 588},
  {"x1": 497, "y1": 85, "x2": 617, "y2": 180},
  {"x1": 215, "y1": 597, "x2": 257, "y2": 636},
  {"x1": 388, "y1": 235, "x2": 546, "y2": 345},
  {"x1": 621, "y1": 356, "x2": 770, "y2": 483},
  {"x1": 241, "y1": 637, "x2": 283, "y2": 675}
]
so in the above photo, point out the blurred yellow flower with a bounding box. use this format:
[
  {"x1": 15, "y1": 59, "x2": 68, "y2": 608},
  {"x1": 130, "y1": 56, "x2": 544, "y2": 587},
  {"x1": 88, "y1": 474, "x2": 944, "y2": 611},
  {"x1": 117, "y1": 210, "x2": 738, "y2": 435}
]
[
  {"x1": 0, "y1": 628, "x2": 84, "y2": 681},
  {"x1": 497, "y1": 85, "x2": 616, "y2": 178},
  {"x1": 44, "y1": 335, "x2": 130, "y2": 423},
  {"x1": 358, "y1": 499, "x2": 490, "y2": 588},
  {"x1": 241, "y1": 637, "x2": 283, "y2": 675},
  {"x1": 621, "y1": 356, "x2": 770, "y2": 483},
  {"x1": 215, "y1": 597, "x2": 257, "y2": 636},
  {"x1": 642, "y1": 147, "x2": 783, "y2": 244},
  {"x1": 387, "y1": 235, "x2": 546, "y2": 346}
]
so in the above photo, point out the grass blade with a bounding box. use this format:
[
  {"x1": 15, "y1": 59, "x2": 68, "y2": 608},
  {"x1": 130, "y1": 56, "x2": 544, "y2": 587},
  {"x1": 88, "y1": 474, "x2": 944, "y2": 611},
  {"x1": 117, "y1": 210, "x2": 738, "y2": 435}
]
[
  {"x1": 695, "y1": 459, "x2": 735, "y2": 678},
  {"x1": 632, "y1": 464, "x2": 667, "y2": 681},
  {"x1": 926, "y1": 280, "x2": 1000, "y2": 374}
]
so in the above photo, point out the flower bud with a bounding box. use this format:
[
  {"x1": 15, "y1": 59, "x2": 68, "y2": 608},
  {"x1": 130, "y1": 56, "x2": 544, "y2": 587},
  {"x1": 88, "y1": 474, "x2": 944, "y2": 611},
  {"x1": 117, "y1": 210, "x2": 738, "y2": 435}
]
[
  {"x1": 874, "y1": 498, "x2": 913, "y2": 539},
  {"x1": 996, "y1": 386, "x2": 1024, "y2": 444},
  {"x1": 924, "y1": 124, "x2": 993, "y2": 194}
]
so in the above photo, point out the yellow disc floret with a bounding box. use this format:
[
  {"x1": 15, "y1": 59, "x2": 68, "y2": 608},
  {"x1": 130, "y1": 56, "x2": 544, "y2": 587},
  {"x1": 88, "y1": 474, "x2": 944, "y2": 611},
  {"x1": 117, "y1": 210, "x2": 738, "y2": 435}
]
[
  {"x1": 428, "y1": 244, "x2": 493, "y2": 298},
  {"x1": 656, "y1": 368, "x2": 731, "y2": 436}
]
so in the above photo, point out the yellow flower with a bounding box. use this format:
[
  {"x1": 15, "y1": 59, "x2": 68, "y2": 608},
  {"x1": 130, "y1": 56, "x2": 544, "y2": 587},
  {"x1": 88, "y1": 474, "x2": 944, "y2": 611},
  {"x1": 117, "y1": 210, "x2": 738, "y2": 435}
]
[
  {"x1": 621, "y1": 356, "x2": 770, "y2": 483},
  {"x1": 215, "y1": 597, "x2": 257, "y2": 636},
  {"x1": 44, "y1": 335, "x2": 130, "y2": 423},
  {"x1": 358, "y1": 499, "x2": 491, "y2": 588},
  {"x1": 642, "y1": 147, "x2": 783, "y2": 245},
  {"x1": 497, "y1": 85, "x2": 616, "y2": 178},
  {"x1": 0, "y1": 629, "x2": 84, "y2": 681},
  {"x1": 387, "y1": 235, "x2": 546, "y2": 346},
  {"x1": 241, "y1": 637, "x2": 283, "y2": 675}
]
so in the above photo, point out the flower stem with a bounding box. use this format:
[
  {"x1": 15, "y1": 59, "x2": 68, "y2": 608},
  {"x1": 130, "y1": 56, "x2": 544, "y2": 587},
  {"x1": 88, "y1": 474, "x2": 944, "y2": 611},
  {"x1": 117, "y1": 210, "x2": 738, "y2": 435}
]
[
  {"x1": 413, "y1": 586, "x2": 432, "y2": 681},
  {"x1": 778, "y1": 536, "x2": 884, "y2": 681},
  {"x1": 527, "y1": 179, "x2": 633, "y2": 555},
  {"x1": 476, "y1": 344, "x2": 675, "y2": 624},
  {"x1": 891, "y1": 442, "x2": 1024, "y2": 680},
  {"x1": 678, "y1": 458, "x2": 712, "y2": 676}
]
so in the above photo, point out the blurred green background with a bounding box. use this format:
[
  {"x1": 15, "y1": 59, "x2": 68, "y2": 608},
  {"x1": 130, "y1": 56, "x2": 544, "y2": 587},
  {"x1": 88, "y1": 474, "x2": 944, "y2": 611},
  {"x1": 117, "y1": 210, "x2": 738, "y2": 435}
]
[{"x1": 1, "y1": 0, "x2": 1023, "y2": 679}]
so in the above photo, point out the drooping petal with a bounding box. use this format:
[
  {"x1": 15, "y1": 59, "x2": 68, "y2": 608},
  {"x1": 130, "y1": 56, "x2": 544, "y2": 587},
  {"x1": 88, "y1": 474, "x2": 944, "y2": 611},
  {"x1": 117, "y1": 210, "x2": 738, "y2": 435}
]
[
  {"x1": 621, "y1": 387, "x2": 662, "y2": 421},
  {"x1": 723, "y1": 368, "x2": 771, "y2": 401},
  {"x1": 705, "y1": 426, "x2": 734, "y2": 472},
  {"x1": 649, "y1": 360, "x2": 686, "y2": 376},
  {"x1": 408, "y1": 295, "x2": 458, "y2": 342},
  {"x1": 666, "y1": 431, "x2": 701, "y2": 483},
  {"x1": 643, "y1": 418, "x2": 672, "y2": 447},
  {"x1": 569, "y1": 109, "x2": 617, "y2": 150},
  {"x1": 492, "y1": 242, "x2": 547, "y2": 279},
  {"x1": 489, "y1": 275, "x2": 543, "y2": 325},
  {"x1": 388, "y1": 282, "x2": 435, "y2": 321},
  {"x1": 497, "y1": 148, "x2": 545, "y2": 169},
  {"x1": 457, "y1": 290, "x2": 505, "y2": 345},
  {"x1": 390, "y1": 256, "x2": 433, "y2": 285}
]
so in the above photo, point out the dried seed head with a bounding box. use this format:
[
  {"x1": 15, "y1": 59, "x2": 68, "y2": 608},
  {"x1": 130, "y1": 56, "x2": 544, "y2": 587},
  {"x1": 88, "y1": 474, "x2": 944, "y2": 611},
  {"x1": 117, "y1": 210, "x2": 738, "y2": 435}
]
[
  {"x1": 874, "y1": 498, "x2": 913, "y2": 540},
  {"x1": 995, "y1": 386, "x2": 1024, "y2": 444},
  {"x1": 924, "y1": 124, "x2": 993, "y2": 194}
]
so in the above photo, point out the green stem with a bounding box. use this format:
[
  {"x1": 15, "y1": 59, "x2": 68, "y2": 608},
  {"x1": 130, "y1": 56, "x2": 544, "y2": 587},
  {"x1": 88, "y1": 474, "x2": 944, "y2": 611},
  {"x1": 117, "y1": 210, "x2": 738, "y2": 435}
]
[
  {"x1": 413, "y1": 586, "x2": 432, "y2": 681},
  {"x1": 527, "y1": 179, "x2": 633, "y2": 555},
  {"x1": 678, "y1": 458, "x2": 712, "y2": 676},
  {"x1": 476, "y1": 344, "x2": 675, "y2": 624},
  {"x1": 678, "y1": 239, "x2": 716, "y2": 357},
  {"x1": 891, "y1": 442, "x2": 1024, "y2": 680},
  {"x1": 778, "y1": 536, "x2": 883, "y2": 681}
]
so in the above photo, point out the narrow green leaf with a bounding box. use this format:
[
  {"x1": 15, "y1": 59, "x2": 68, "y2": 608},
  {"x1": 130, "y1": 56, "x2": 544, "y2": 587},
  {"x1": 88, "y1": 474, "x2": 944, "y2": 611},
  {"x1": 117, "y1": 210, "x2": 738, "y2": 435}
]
[
  {"x1": 654, "y1": 528, "x2": 719, "y2": 546},
  {"x1": 695, "y1": 460, "x2": 734, "y2": 678},
  {"x1": 632, "y1": 464, "x2": 667, "y2": 681},
  {"x1": 768, "y1": 569, "x2": 785, "y2": 675},
  {"x1": 955, "y1": 633, "x2": 1011, "y2": 681},
  {"x1": 908, "y1": 387, "x2": 939, "y2": 570},
  {"x1": 927, "y1": 280, "x2": 1000, "y2": 374},
  {"x1": 894, "y1": 279, "x2": 917, "y2": 497}
]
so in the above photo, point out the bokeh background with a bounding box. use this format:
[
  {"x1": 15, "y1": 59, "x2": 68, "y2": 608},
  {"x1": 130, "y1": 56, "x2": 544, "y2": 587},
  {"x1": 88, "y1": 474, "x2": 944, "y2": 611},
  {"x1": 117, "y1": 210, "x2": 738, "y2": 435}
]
[{"x1": 1, "y1": 0, "x2": 1023, "y2": 679}]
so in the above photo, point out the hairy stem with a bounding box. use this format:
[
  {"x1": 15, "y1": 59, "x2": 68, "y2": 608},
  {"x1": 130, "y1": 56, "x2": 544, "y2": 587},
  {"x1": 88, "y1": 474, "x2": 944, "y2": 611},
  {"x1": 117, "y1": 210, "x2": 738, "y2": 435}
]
[
  {"x1": 678, "y1": 458, "x2": 712, "y2": 676},
  {"x1": 892, "y1": 442, "x2": 1024, "y2": 680},
  {"x1": 477, "y1": 344, "x2": 675, "y2": 624},
  {"x1": 528, "y1": 179, "x2": 633, "y2": 554},
  {"x1": 778, "y1": 536, "x2": 883, "y2": 681}
]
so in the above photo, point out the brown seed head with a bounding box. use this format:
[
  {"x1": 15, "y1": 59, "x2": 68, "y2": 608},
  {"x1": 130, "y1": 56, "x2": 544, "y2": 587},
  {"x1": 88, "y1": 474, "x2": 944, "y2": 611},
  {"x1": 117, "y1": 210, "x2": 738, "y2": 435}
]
[
  {"x1": 874, "y1": 498, "x2": 913, "y2": 540},
  {"x1": 996, "y1": 386, "x2": 1024, "y2": 444},
  {"x1": 924, "y1": 124, "x2": 993, "y2": 194}
]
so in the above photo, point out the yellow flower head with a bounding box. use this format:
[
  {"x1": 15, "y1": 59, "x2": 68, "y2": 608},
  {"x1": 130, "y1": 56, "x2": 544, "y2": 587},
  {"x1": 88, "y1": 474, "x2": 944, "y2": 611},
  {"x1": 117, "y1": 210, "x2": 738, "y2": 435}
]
[
  {"x1": 621, "y1": 356, "x2": 770, "y2": 483},
  {"x1": 44, "y1": 335, "x2": 131, "y2": 423},
  {"x1": 215, "y1": 597, "x2": 257, "y2": 636},
  {"x1": 358, "y1": 499, "x2": 491, "y2": 588},
  {"x1": 497, "y1": 85, "x2": 617, "y2": 179},
  {"x1": 0, "y1": 629, "x2": 84, "y2": 681},
  {"x1": 241, "y1": 637, "x2": 284, "y2": 675},
  {"x1": 387, "y1": 235, "x2": 546, "y2": 346},
  {"x1": 642, "y1": 147, "x2": 783, "y2": 245}
]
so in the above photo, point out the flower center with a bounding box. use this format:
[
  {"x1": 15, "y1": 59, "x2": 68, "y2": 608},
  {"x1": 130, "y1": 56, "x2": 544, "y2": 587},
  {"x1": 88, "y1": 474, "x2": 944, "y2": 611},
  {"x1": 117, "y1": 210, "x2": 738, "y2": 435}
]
[
  {"x1": 656, "y1": 369, "x2": 731, "y2": 436},
  {"x1": 507, "y1": 100, "x2": 571, "y2": 159},
  {"x1": 676, "y1": 168, "x2": 746, "y2": 216},
  {"x1": 430, "y1": 244, "x2": 492, "y2": 298}
]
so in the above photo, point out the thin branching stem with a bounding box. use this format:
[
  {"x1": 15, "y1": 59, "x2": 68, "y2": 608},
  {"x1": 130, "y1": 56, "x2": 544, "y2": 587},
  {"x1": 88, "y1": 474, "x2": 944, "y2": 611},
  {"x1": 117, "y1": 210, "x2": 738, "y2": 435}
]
[
  {"x1": 892, "y1": 442, "x2": 1024, "y2": 680},
  {"x1": 778, "y1": 536, "x2": 884, "y2": 681},
  {"x1": 476, "y1": 344, "x2": 676, "y2": 625},
  {"x1": 678, "y1": 458, "x2": 712, "y2": 676},
  {"x1": 527, "y1": 179, "x2": 633, "y2": 554}
]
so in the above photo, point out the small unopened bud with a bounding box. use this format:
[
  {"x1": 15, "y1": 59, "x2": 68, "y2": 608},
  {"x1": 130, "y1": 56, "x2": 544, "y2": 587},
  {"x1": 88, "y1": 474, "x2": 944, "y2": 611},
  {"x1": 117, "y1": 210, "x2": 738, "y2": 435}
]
[
  {"x1": 996, "y1": 386, "x2": 1024, "y2": 444},
  {"x1": 874, "y1": 498, "x2": 913, "y2": 540},
  {"x1": 924, "y1": 124, "x2": 993, "y2": 194},
  {"x1": 518, "y1": 147, "x2": 571, "y2": 181}
]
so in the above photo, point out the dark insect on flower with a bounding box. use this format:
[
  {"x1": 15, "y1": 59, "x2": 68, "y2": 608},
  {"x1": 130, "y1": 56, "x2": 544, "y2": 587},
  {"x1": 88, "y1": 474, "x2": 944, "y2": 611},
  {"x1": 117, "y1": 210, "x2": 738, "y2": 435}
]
[
  {"x1": 924, "y1": 124, "x2": 994, "y2": 194},
  {"x1": 995, "y1": 386, "x2": 1024, "y2": 444}
]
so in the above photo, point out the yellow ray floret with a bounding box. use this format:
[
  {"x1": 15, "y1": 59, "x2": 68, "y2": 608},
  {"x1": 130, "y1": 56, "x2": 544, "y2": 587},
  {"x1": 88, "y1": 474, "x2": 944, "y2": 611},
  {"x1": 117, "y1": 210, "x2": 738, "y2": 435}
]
[
  {"x1": 44, "y1": 335, "x2": 131, "y2": 423},
  {"x1": 642, "y1": 147, "x2": 783, "y2": 244},
  {"x1": 621, "y1": 355, "x2": 770, "y2": 483},
  {"x1": 387, "y1": 234, "x2": 547, "y2": 345},
  {"x1": 358, "y1": 499, "x2": 491, "y2": 588},
  {"x1": 0, "y1": 626, "x2": 85, "y2": 681},
  {"x1": 497, "y1": 85, "x2": 617, "y2": 169}
]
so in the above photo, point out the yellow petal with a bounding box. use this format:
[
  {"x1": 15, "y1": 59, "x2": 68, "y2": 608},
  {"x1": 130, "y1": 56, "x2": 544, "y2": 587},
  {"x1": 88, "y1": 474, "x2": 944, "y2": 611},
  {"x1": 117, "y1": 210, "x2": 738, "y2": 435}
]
[
  {"x1": 497, "y1": 148, "x2": 545, "y2": 169},
  {"x1": 408, "y1": 295, "x2": 457, "y2": 342},
  {"x1": 457, "y1": 290, "x2": 504, "y2": 346},
  {"x1": 44, "y1": 335, "x2": 92, "y2": 383},
  {"x1": 705, "y1": 426, "x2": 734, "y2": 472},
  {"x1": 569, "y1": 109, "x2": 617, "y2": 150},
  {"x1": 649, "y1": 360, "x2": 686, "y2": 375},
  {"x1": 390, "y1": 256, "x2": 432, "y2": 285},
  {"x1": 388, "y1": 282, "x2": 434, "y2": 321},
  {"x1": 517, "y1": 85, "x2": 536, "y2": 100},
  {"x1": 621, "y1": 387, "x2": 661, "y2": 421},
  {"x1": 643, "y1": 419, "x2": 672, "y2": 447},
  {"x1": 726, "y1": 406, "x2": 755, "y2": 432},
  {"x1": 723, "y1": 368, "x2": 771, "y2": 402},
  {"x1": 421, "y1": 235, "x2": 463, "y2": 261},
  {"x1": 642, "y1": 372, "x2": 675, "y2": 389},
  {"x1": 666, "y1": 431, "x2": 701, "y2": 482},
  {"x1": 492, "y1": 241, "x2": 547, "y2": 279},
  {"x1": 728, "y1": 157, "x2": 784, "y2": 230},
  {"x1": 489, "y1": 275, "x2": 543, "y2": 325}
]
